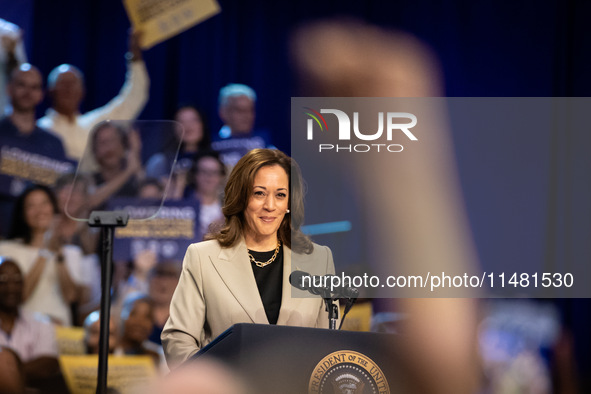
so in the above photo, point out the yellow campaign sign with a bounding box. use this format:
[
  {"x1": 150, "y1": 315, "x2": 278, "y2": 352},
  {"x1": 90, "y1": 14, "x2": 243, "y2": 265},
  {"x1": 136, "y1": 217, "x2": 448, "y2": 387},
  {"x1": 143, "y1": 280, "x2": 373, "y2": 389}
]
[
  {"x1": 123, "y1": 0, "x2": 221, "y2": 49},
  {"x1": 340, "y1": 301, "x2": 373, "y2": 332},
  {"x1": 55, "y1": 326, "x2": 86, "y2": 355},
  {"x1": 59, "y1": 355, "x2": 156, "y2": 394}
]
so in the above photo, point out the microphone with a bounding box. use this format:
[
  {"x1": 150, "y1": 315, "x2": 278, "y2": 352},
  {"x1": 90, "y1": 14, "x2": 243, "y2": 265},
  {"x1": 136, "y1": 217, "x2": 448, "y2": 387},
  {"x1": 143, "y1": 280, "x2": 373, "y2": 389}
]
[
  {"x1": 289, "y1": 270, "x2": 326, "y2": 296},
  {"x1": 289, "y1": 271, "x2": 359, "y2": 299},
  {"x1": 325, "y1": 275, "x2": 359, "y2": 299},
  {"x1": 290, "y1": 270, "x2": 359, "y2": 331}
]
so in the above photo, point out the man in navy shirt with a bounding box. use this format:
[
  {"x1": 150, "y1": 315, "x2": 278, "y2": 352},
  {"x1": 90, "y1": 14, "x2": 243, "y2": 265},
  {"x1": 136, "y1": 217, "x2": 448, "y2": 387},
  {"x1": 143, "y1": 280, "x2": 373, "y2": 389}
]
[
  {"x1": 212, "y1": 84, "x2": 273, "y2": 169},
  {"x1": 0, "y1": 64, "x2": 73, "y2": 236}
]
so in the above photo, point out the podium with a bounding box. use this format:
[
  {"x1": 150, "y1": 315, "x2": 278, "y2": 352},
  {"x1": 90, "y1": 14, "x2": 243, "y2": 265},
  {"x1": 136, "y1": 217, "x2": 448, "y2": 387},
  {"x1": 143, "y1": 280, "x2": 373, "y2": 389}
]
[{"x1": 192, "y1": 324, "x2": 411, "y2": 394}]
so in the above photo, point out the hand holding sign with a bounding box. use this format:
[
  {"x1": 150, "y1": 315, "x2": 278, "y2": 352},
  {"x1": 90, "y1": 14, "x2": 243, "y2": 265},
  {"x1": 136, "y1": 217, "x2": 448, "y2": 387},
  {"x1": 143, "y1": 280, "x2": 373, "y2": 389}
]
[{"x1": 127, "y1": 29, "x2": 144, "y2": 61}]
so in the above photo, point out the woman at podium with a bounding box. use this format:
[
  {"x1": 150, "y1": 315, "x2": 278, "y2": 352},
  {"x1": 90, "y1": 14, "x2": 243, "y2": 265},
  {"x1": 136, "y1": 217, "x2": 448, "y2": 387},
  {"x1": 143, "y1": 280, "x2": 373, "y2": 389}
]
[{"x1": 162, "y1": 148, "x2": 335, "y2": 367}]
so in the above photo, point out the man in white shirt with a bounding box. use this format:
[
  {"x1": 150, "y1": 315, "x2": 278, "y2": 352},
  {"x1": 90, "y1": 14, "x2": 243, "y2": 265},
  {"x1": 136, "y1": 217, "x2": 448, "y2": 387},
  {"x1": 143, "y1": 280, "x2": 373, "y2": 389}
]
[{"x1": 38, "y1": 31, "x2": 149, "y2": 168}]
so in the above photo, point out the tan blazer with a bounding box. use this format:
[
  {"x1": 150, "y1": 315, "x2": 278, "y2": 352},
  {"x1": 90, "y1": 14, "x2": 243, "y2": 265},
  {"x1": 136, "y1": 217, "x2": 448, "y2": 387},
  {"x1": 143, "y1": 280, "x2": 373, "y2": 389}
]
[{"x1": 162, "y1": 238, "x2": 335, "y2": 367}]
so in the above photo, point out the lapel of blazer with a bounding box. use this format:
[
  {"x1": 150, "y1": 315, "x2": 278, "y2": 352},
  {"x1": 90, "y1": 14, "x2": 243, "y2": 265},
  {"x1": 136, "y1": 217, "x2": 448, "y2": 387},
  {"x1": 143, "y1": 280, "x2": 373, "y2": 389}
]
[
  {"x1": 277, "y1": 244, "x2": 303, "y2": 325},
  {"x1": 213, "y1": 237, "x2": 268, "y2": 324}
]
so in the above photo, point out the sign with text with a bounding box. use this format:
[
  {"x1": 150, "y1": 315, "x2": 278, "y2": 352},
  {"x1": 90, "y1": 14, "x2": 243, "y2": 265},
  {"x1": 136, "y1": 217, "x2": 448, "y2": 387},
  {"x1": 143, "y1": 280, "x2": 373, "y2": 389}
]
[
  {"x1": 55, "y1": 326, "x2": 86, "y2": 355},
  {"x1": 59, "y1": 355, "x2": 156, "y2": 394},
  {"x1": 110, "y1": 198, "x2": 201, "y2": 262},
  {"x1": 124, "y1": 0, "x2": 220, "y2": 49},
  {"x1": 0, "y1": 145, "x2": 74, "y2": 198}
]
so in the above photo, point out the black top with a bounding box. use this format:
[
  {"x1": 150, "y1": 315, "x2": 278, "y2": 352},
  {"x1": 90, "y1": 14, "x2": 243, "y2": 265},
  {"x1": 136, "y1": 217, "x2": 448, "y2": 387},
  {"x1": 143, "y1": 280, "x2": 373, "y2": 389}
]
[{"x1": 249, "y1": 246, "x2": 284, "y2": 325}]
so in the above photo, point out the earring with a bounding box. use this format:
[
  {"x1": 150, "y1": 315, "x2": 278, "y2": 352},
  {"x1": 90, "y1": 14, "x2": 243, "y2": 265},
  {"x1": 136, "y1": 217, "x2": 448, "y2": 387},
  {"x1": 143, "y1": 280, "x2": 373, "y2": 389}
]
[{"x1": 286, "y1": 209, "x2": 290, "y2": 213}]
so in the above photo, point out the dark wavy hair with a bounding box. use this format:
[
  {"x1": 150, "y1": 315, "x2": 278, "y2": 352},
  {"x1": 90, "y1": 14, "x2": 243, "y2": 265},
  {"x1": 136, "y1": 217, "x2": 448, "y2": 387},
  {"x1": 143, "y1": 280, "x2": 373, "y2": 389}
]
[
  {"x1": 207, "y1": 149, "x2": 313, "y2": 254},
  {"x1": 183, "y1": 150, "x2": 226, "y2": 198},
  {"x1": 174, "y1": 104, "x2": 212, "y2": 152},
  {"x1": 8, "y1": 185, "x2": 59, "y2": 244}
]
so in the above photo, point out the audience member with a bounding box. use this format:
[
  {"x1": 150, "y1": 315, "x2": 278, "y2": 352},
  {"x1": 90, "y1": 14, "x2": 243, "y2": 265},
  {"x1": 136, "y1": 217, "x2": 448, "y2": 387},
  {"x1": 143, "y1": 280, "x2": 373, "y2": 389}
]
[
  {"x1": 0, "y1": 64, "x2": 71, "y2": 237},
  {"x1": 86, "y1": 122, "x2": 144, "y2": 211},
  {"x1": 212, "y1": 84, "x2": 272, "y2": 169},
  {"x1": 147, "y1": 260, "x2": 181, "y2": 345},
  {"x1": 0, "y1": 18, "x2": 27, "y2": 114},
  {"x1": 115, "y1": 249, "x2": 157, "y2": 308},
  {"x1": 0, "y1": 258, "x2": 61, "y2": 386},
  {"x1": 184, "y1": 151, "x2": 226, "y2": 237},
  {"x1": 53, "y1": 172, "x2": 99, "y2": 254},
  {"x1": 38, "y1": 30, "x2": 149, "y2": 167},
  {"x1": 84, "y1": 310, "x2": 118, "y2": 354},
  {"x1": 0, "y1": 185, "x2": 84, "y2": 325},
  {"x1": 478, "y1": 299, "x2": 560, "y2": 393},
  {"x1": 53, "y1": 173, "x2": 101, "y2": 323},
  {"x1": 117, "y1": 292, "x2": 161, "y2": 366},
  {"x1": 146, "y1": 105, "x2": 212, "y2": 186},
  {"x1": 138, "y1": 178, "x2": 165, "y2": 200}
]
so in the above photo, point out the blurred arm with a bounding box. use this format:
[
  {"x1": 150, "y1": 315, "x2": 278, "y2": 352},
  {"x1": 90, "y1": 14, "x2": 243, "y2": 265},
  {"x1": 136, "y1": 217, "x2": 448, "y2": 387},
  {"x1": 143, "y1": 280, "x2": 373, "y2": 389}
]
[{"x1": 292, "y1": 20, "x2": 480, "y2": 394}]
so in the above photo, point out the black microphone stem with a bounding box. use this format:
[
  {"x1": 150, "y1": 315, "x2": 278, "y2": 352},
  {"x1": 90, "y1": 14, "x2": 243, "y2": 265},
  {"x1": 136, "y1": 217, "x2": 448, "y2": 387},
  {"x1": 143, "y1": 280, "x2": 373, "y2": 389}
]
[{"x1": 324, "y1": 297, "x2": 339, "y2": 330}]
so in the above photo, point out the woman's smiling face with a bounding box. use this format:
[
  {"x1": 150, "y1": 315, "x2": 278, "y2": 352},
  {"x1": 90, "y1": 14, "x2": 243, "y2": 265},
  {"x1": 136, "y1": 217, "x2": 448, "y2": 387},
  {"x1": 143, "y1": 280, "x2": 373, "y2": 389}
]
[
  {"x1": 24, "y1": 189, "x2": 55, "y2": 232},
  {"x1": 244, "y1": 165, "x2": 289, "y2": 246}
]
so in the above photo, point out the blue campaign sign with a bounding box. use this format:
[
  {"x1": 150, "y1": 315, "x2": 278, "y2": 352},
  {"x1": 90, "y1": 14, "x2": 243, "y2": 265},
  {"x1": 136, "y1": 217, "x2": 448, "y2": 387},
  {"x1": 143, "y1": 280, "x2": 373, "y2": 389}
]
[
  {"x1": 0, "y1": 119, "x2": 75, "y2": 198},
  {"x1": 109, "y1": 197, "x2": 202, "y2": 262}
]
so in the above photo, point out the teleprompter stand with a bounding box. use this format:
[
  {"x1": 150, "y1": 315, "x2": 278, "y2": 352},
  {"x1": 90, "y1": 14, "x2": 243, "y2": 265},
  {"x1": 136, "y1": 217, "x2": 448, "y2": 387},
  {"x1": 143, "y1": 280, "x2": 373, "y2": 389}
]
[{"x1": 88, "y1": 211, "x2": 129, "y2": 394}]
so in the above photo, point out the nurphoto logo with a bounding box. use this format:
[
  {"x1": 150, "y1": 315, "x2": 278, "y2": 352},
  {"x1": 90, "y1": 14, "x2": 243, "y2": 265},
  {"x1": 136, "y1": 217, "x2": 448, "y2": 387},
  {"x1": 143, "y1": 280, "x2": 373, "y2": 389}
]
[{"x1": 304, "y1": 107, "x2": 418, "y2": 153}]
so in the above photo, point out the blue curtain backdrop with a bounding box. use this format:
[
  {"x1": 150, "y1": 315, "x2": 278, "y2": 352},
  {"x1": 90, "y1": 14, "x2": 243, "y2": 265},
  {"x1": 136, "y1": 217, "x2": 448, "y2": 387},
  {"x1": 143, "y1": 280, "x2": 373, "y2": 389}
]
[{"x1": 2, "y1": 0, "x2": 591, "y2": 386}]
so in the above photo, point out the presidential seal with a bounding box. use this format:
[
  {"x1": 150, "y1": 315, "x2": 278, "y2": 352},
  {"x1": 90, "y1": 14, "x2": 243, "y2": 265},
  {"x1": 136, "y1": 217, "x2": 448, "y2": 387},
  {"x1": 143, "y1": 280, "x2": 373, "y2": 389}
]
[{"x1": 308, "y1": 350, "x2": 390, "y2": 394}]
